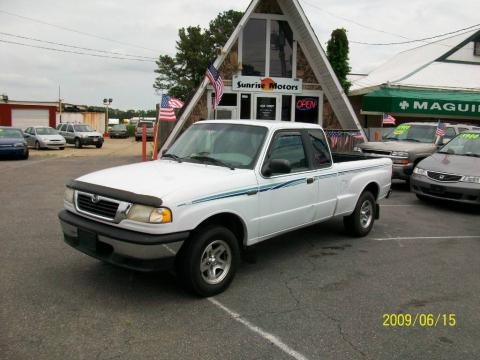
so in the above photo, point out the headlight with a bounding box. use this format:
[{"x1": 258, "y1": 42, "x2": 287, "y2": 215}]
[
  {"x1": 127, "y1": 205, "x2": 172, "y2": 224},
  {"x1": 461, "y1": 175, "x2": 480, "y2": 184},
  {"x1": 413, "y1": 167, "x2": 428, "y2": 176},
  {"x1": 64, "y1": 187, "x2": 74, "y2": 203},
  {"x1": 80, "y1": 133, "x2": 88, "y2": 138},
  {"x1": 391, "y1": 151, "x2": 409, "y2": 157},
  {"x1": 353, "y1": 147, "x2": 363, "y2": 153}
]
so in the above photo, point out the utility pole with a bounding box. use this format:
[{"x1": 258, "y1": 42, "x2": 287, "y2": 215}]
[
  {"x1": 58, "y1": 85, "x2": 62, "y2": 124},
  {"x1": 103, "y1": 98, "x2": 113, "y2": 135}
]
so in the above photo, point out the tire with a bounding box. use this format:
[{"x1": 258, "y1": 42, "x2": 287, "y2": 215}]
[
  {"x1": 135, "y1": 137, "x2": 140, "y2": 142},
  {"x1": 95, "y1": 143, "x2": 103, "y2": 148},
  {"x1": 35, "y1": 141, "x2": 41, "y2": 150},
  {"x1": 60, "y1": 147, "x2": 65, "y2": 150},
  {"x1": 343, "y1": 191, "x2": 376, "y2": 237},
  {"x1": 178, "y1": 226, "x2": 240, "y2": 297},
  {"x1": 74, "y1": 138, "x2": 82, "y2": 148},
  {"x1": 21, "y1": 149, "x2": 29, "y2": 160}
]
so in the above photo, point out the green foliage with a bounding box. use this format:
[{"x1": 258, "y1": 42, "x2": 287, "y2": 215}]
[
  {"x1": 326, "y1": 28, "x2": 351, "y2": 94},
  {"x1": 126, "y1": 124, "x2": 136, "y2": 136},
  {"x1": 86, "y1": 107, "x2": 156, "y2": 121},
  {"x1": 153, "y1": 10, "x2": 243, "y2": 100}
]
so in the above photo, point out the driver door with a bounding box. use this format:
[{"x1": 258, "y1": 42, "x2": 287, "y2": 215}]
[{"x1": 256, "y1": 130, "x2": 318, "y2": 238}]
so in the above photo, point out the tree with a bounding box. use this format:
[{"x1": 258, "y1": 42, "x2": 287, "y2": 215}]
[
  {"x1": 326, "y1": 28, "x2": 351, "y2": 94},
  {"x1": 153, "y1": 10, "x2": 243, "y2": 100}
]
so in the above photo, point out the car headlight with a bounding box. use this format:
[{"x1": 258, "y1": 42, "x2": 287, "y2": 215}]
[
  {"x1": 64, "y1": 187, "x2": 74, "y2": 203},
  {"x1": 127, "y1": 205, "x2": 172, "y2": 224},
  {"x1": 353, "y1": 147, "x2": 363, "y2": 153},
  {"x1": 14, "y1": 142, "x2": 25, "y2": 147},
  {"x1": 461, "y1": 175, "x2": 480, "y2": 184},
  {"x1": 80, "y1": 133, "x2": 88, "y2": 138},
  {"x1": 413, "y1": 167, "x2": 428, "y2": 176},
  {"x1": 391, "y1": 151, "x2": 409, "y2": 158}
]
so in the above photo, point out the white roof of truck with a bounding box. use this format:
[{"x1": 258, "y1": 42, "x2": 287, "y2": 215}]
[{"x1": 198, "y1": 120, "x2": 324, "y2": 130}]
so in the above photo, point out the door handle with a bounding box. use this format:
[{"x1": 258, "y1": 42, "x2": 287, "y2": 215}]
[{"x1": 306, "y1": 177, "x2": 315, "y2": 184}]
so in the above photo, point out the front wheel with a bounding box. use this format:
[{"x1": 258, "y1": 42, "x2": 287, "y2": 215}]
[
  {"x1": 74, "y1": 138, "x2": 82, "y2": 148},
  {"x1": 35, "y1": 141, "x2": 41, "y2": 150},
  {"x1": 344, "y1": 191, "x2": 376, "y2": 237},
  {"x1": 96, "y1": 143, "x2": 103, "y2": 148},
  {"x1": 178, "y1": 226, "x2": 240, "y2": 297}
]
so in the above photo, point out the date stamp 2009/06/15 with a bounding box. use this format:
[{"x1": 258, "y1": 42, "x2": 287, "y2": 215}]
[{"x1": 383, "y1": 313, "x2": 456, "y2": 328}]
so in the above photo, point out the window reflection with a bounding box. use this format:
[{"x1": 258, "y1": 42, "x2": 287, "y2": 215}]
[
  {"x1": 270, "y1": 21, "x2": 293, "y2": 78},
  {"x1": 242, "y1": 19, "x2": 266, "y2": 76}
]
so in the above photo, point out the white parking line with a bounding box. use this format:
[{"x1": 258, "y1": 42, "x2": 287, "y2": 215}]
[
  {"x1": 380, "y1": 204, "x2": 417, "y2": 207},
  {"x1": 372, "y1": 236, "x2": 480, "y2": 241},
  {"x1": 208, "y1": 298, "x2": 309, "y2": 360}
]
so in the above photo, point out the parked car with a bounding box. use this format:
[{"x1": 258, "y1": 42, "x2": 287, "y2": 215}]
[
  {"x1": 355, "y1": 122, "x2": 477, "y2": 181},
  {"x1": 108, "y1": 124, "x2": 129, "y2": 139},
  {"x1": 59, "y1": 120, "x2": 392, "y2": 296},
  {"x1": 57, "y1": 123, "x2": 104, "y2": 148},
  {"x1": 135, "y1": 121, "x2": 155, "y2": 141},
  {"x1": 0, "y1": 126, "x2": 29, "y2": 160},
  {"x1": 411, "y1": 130, "x2": 480, "y2": 204},
  {"x1": 24, "y1": 126, "x2": 66, "y2": 150}
]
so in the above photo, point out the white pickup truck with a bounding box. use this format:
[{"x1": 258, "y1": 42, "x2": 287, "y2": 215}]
[{"x1": 59, "y1": 120, "x2": 392, "y2": 296}]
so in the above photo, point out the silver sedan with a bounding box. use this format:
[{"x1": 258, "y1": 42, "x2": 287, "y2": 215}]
[{"x1": 24, "y1": 126, "x2": 66, "y2": 150}]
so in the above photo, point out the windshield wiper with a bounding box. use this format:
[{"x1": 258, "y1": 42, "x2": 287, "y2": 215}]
[
  {"x1": 384, "y1": 137, "x2": 398, "y2": 141},
  {"x1": 162, "y1": 153, "x2": 183, "y2": 162},
  {"x1": 404, "y1": 138, "x2": 421, "y2": 142},
  {"x1": 188, "y1": 155, "x2": 235, "y2": 170},
  {"x1": 462, "y1": 153, "x2": 480, "y2": 158}
]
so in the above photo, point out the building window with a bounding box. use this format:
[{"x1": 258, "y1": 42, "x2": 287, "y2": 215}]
[
  {"x1": 295, "y1": 96, "x2": 319, "y2": 124},
  {"x1": 211, "y1": 93, "x2": 237, "y2": 107},
  {"x1": 474, "y1": 41, "x2": 480, "y2": 56},
  {"x1": 240, "y1": 94, "x2": 251, "y2": 119},
  {"x1": 242, "y1": 19, "x2": 267, "y2": 76},
  {"x1": 281, "y1": 95, "x2": 292, "y2": 121},
  {"x1": 270, "y1": 21, "x2": 294, "y2": 78}
]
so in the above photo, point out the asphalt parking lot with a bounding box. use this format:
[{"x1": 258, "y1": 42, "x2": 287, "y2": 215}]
[{"x1": 1, "y1": 146, "x2": 479, "y2": 360}]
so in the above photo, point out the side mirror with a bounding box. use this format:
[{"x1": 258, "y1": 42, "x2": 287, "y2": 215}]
[{"x1": 262, "y1": 159, "x2": 291, "y2": 177}]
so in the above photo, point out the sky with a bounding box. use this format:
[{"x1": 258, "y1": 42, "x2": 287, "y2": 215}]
[{"x1": 0, "y1": 0, "x2": 478, "y2": 110}]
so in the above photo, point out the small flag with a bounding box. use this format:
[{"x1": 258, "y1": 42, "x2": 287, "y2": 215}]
[
  {"x1": 382, "y1": 113, "x2": 396, "y2": 126},
  {"x1": 328, "y1": 131, "x2": 341, "y2": 149},
  {"x1": 436, "y1": 121, "x2": 446, "y2": 137},
  {"x1": 158, "y1": 95, "x2": 184, "y2": 122},
  {"x1": 206, "y1": 64, "x2": 224, "y2": 109},
  {"x1": 353, "y1": 131, "x2": 364, "y2": 140}
]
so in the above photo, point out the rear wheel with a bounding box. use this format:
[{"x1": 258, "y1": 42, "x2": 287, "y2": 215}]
[
  {"x1": 21, "y1": 149, "x2": 29, "y2": 160},
  {"x1": 74, "y1": 138, "x2": 82, "y2": 148},
  {"x1": 59, "y1": 147, "x2": 65, "y2": 150},
  {"x1": 344, "y1": 191, "x2": 376, "y2": 237},
  {"x1": 96, "y1": 143, "x2": 103, "y2": 148},
  {"x1": 178, "y1": 226, "x2": 240, "y2": 297},
  {"x1": 35, "y1": 141, "x2": 41, "y2": 150}
]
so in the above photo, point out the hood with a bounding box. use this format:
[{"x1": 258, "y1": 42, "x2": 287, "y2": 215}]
[
  {"x1": 74, "y1": 160, "x2": 256, "y2": 205},
  {"x1": 360, "y1": 141, "x2": 436, "y2": 153},
  {"x1": 38, "y1": 134, "x2": 65, "y2": 141},
  {"x1": 418, "y1": 153, "x2": 480, "y2": 177}
]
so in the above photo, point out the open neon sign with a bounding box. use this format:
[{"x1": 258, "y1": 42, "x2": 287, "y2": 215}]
[{"x1": 296, "y1": 98, "x2": 318, "y2": 111}]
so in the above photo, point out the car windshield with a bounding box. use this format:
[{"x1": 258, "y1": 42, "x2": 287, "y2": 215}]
[
  {"x1": 0, "y1": 128, "x2": 23, "y2": 138},
  {"x1": 165, "y1": 123, "x2": 268, "y2": 169},
  {"x1": 137, "y1": 122, "x2": 153, "y2": 128},
  {"x1": 36, "y1": 127, "x2": 58, "y2": 135},
  {"x1": 384, "y1": 125, "x2": 437, "y2": 143},
  {"x1": 74, "y1": 125, "x2": 93, "y2": 132},
  {"x1": 438, "y1": 133, "x2": 480, "y2": 157},
  {"x1": 112, "y1": 125, "x2": 126, "y2": 130}
]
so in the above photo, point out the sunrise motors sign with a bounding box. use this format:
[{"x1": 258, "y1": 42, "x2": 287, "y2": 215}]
[{"x1": 232, "y1": 75, "x2": 302, "y2": 94}]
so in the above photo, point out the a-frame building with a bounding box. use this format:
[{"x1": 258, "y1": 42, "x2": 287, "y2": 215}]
[{"x1": 161, "y1": 0, "x2": 364, "y2": 151}]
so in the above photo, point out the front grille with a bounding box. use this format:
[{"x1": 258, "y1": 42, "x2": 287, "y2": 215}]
[
  {"x1": 0, "y1": 144, "x2": 13, "y2": 148},
  {"x1": 427, "y1": 171, "x2": 462, "y2": 182},
  {"x1": 420, "y1": 187, "x2": 463, "y2": 200},
  {"x1": 363, "y1": 150, "x2": 391, "y2": 156},
  {"x1": 77, "y1": 193, "x2": 119, "y2": 219}
]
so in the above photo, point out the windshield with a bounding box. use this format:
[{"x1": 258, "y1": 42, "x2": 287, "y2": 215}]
[
  {"x1": 384, "y1": 124, "x2": 437, "y2": 143},
  {"x1": 137, "y1": 122, "x2": 153, "y2": 128},
  {"x1": 112, "y1": 124, "x2": 126, "y2": 130},
  {"x1": 0, "y1": 128, "x2": 23, "y2": 139},
  {"x1": 74, "y1": 125, "x2": 93, "y2": 132},
  {"x1": 439, "y1": 133, "x2": 480, "y2": 157},
  {"x1": 165, "y1": 123, "x2": 268, "y2": 169},
  {"x1": 36, "y1": 127, "x2": 58, "y2": 135}
]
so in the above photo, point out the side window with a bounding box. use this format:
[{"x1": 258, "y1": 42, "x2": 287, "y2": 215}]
[
  {"x1": 25, "y1": 128, "x2": 31, "y2": 134},
  {"x1": 268, "y1": 132, "x2": 308, "y2": 174},
  {"x1": 308, "y1": 130, "x2": 332, "y2": 168},
  {"x1": 59, "y1": 124, "x2": 66, "y2": 132},
  {"x1": 67, "y1": 125, "x2": 74, "y2": 133}
]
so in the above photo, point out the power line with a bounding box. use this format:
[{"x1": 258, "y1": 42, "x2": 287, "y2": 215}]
[
  {"x1": 0, "y1": 38, "x2": 156, "y2": 62},
  {"x1": 0, "y1": 9, "x2": 160, "y2": 53},
  {"x1": 0, "y1": 31, "x2": 157, "y2": 60},
  {"x1": 351, "y1": 24, "x2": 480, "y2": 46}
]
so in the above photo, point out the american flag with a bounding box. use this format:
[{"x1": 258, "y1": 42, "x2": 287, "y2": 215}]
[
  {"x1": 353, "y1": 131, "x2": 365, "y2": 140},
  {"x1": 328, "y1": 131, "x2": 342, "y2": 149},
  {"x1": 382, "y1": 113, "x2": 396, "y2": 126},
  {"x1": 206, "y1": 64, "x2": 224, "y2": 109},
  {"x1": 158, "y1": 95, "x2": 184, "y2": 122},
  {"x1": 436, "y1": 121, "x2": 446, "y2": 137}
]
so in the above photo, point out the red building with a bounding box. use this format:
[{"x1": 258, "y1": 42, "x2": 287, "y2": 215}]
[{"x1": 0, "y1": 100, "x2": 58, "y2": 129}]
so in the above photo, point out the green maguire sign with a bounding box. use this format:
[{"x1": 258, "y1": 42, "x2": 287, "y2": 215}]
[{"x1": 363, "y1": 88, "x2": 480, "y2": 118}]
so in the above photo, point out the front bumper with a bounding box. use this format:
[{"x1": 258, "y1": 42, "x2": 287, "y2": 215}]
[
  {"x1": 0, "y1": 147, "x2": 27, "y2": 157},
  {"x1": 80, "y1": 137, "x2": 104, "y2": 146},
  {"x1": 58, "y1": 210, "x2": 189, "y2": 272},
  {"x1": 411, "y1": 174, "x2": 480, "y2": 205},
  {"x1": 41, "y1": 140, "x2": 66, "y2": 149},
  {"x1": 392, "y1": 163, "x2": 414, "y2": 180}
]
